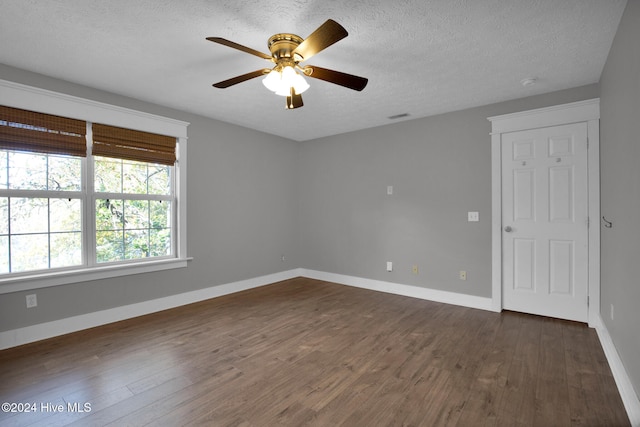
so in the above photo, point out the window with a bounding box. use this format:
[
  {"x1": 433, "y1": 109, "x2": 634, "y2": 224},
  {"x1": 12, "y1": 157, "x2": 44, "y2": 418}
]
[
  {"x1": 91, "y1": 123, "x2": 176, "y2": 265},
  {"x1": 0, "y1": 93, "x2": 188, "y2": 291},
  {"x1": 94, "y1": 156, "x2": 173, "y2": 263},
  {"x1": 0, "y1": 150, "x2": 83, "y2": 273},
  {"x1": 0, "y1": 105, "x2": 87, "y2": 275}
]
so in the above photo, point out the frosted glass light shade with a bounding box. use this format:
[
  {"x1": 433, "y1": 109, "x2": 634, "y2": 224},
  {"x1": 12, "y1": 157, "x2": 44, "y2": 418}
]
[
  {"x1": 262, "y1": 69, "x2": 282, "y2": 92},
  {"x1": 262, "y1": 66, "x2": 309, "y2": 96}
]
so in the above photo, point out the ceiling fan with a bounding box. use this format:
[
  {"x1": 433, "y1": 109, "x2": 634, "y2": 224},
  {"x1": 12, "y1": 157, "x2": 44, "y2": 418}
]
[{"x1": 207, "y1": 19, "x2": 368, "y2": 109}]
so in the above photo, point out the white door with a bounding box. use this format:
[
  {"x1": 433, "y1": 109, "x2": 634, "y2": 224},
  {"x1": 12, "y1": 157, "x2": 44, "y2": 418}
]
[{"x1": 502, "y1": 122, "x2": 589, "y2": 322}]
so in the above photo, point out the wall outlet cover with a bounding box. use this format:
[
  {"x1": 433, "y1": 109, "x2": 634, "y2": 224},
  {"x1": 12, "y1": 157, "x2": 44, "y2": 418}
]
[{"x1": 26, "y1": 294, "x2": 38, "y2": 308}]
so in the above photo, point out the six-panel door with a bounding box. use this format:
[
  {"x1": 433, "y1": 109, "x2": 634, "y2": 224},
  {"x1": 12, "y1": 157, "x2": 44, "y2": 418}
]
[{"x1": 502, "y1": 123, "x2": 589, "y2": 322}]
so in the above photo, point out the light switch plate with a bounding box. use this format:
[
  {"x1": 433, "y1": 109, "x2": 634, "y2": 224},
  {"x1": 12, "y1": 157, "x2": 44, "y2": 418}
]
[
  {"x1": 468, "y1": 211, "x2": 479, "y2": 222},
  {"x1": 386, "y1": 261, "x2": 393, "y2": 272}
]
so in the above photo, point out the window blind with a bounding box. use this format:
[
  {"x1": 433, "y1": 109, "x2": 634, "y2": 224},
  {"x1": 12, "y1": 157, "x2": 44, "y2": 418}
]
[
  {"x1": 0, "y1": 105, "x2": 87, "y2": 157},
  {"x1": 92, "y1": 123, "x2": 176, "y2": 165}
]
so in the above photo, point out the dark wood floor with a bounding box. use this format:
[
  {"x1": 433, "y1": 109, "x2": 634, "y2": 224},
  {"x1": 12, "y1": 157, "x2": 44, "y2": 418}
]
[{"x1": 0, "y1": 277, "x2": 630, "y2": 426}]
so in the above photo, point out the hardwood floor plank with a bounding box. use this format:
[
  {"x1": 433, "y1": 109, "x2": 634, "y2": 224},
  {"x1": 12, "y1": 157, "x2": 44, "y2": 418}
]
[
  {"x1": 495, "y1": 313, "x2": 541, "y2": 426},
  {"x1": 533, "y1": 318, "x2": 572, "y2": 426},
  {"x1": 106, "y1": 366, "x2": 243, "y2": 426},
  {"x1": 0, "y1": 278, "x2": 630, "y2": 426},
  {"x1": 454, "y1": 311, "x2": 521, "y2": 426}
]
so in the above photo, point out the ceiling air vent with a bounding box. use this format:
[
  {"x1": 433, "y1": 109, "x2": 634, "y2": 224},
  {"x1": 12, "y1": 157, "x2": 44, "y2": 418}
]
[{"x1": 388, "y1": 113, "x2": 410, "y2": 120}]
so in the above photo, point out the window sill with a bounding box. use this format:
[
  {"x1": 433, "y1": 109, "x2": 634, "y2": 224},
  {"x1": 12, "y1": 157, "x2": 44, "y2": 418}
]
[{"x1": 0, "y1": 257, "x2": 193, "y2": 294}]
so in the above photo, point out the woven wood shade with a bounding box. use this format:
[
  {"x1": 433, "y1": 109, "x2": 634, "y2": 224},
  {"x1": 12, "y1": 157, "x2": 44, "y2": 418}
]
[
  {"x1": 0, "y1": 105, "x2": 87, "y2": 157},
  {"x1": 92, "y1": 123, "x2": 176, "y2": 165}
]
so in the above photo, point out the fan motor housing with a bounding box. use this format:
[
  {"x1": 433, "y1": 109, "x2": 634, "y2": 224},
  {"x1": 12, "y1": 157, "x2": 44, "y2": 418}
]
[{"x1": 267, "y1": 33, "x2": 304, "y2": 61}]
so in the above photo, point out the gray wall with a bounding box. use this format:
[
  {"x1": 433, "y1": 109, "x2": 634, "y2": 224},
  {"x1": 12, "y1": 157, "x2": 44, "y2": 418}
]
[
  {"x1": 0, "y1": 63, "x2": 599, "y2": 332},
  {"x1": 0, "y1": 64, "x2": 301, "y2": 332},
  {"x1": 0, "y1": 64, "x2": 602, "y2": 331},
  {"x1": 297, "y1": 85, "x2": 599, "y2": 297},
  {"x1": 600, "y1": 0, "x2": 640, "y2": 399}
]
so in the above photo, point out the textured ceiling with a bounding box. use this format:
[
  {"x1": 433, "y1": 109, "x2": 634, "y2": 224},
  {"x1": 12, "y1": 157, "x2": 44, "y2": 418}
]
[{"x1": 0, "y1": 0, "x2": 627, "y2": 141}]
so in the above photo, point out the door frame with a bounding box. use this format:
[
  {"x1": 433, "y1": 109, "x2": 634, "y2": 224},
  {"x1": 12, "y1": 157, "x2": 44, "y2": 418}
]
[{"x1": 488, "y1": 99, "x2": 600, "y2": 327}]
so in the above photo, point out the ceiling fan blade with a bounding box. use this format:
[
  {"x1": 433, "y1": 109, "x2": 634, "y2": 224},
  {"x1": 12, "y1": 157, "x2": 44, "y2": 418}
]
[
  {"x1": 292, "y1": 19, "x2": 348, "y2": 61},
  {"x1": 286, "y1": 91, "x2": 304, "y2": 109},
  {"x1": 213, "y1": 69, "x2": 270, "y2": 88},
  {"x1": 303, "y1": 65, "x2": 368, "y2": 91},
  {"x1": 206, "y1": 37, "x2": 272, "y2": 61}
]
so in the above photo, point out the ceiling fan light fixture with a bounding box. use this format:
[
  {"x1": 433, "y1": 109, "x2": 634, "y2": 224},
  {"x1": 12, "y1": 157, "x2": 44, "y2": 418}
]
[{"x1": 263, "y1": 65, "x2": 309, "y2": 96}]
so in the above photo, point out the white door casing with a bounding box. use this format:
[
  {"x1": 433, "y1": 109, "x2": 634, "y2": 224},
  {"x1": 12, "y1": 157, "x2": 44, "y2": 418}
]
[
  {"x1": 489, "y1": 99, "x2": 600, "y2": 327},
  {"x1": 501, "y1": 123, "x2": 589, "y2": 322}
]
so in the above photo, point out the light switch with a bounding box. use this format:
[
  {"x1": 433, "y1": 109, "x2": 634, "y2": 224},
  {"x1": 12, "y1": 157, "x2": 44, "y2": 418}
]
[
  {"x1": 387, "y1": 185, "x2": 393, "y2": 195},
  {"x1": 468, "y1": 211, "x2": 479, "y2": 222}
]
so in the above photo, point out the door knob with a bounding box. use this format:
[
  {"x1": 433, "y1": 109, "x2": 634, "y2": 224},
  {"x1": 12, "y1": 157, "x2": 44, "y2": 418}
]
[{"x1": 504, "y1": 226, "x2": 513, "y2": 232}]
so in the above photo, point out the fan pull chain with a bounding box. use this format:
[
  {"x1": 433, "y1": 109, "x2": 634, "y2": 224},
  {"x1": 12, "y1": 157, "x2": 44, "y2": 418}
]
[{"x1": 288, "y1": 87, "x2": 294, "y2": 109}]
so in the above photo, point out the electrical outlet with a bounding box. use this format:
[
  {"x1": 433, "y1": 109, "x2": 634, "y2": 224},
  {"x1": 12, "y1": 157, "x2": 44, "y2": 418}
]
[
  {"x1": 386, "y1": 261, "x2": 393, "y2": 272},
  {"x1": 412, "y1": 265, "x2": 419, "y2": 274},
  {"x1": 26, "y1": 294, "x2": 37, "y2": 308},
  {"x1": 281, "y1": 254, "x2": 285, "y2": 262},
  {"x1": 459, "y1": 270, "x2": 467, "y2": 281}
]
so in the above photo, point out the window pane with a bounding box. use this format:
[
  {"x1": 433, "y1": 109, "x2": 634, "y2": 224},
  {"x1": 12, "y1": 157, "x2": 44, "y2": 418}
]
[
  {"x1": 50, "y1": 198, "x2": 82, "y2": 232},
  {"x1": 148, "y1": 164, "x2": 171, "y2": 195},
  {"x1": 95, "y1": 158, "x2": 172, "y2": 196},
  {"x1": 10, "y1": 198, "x2": 48, "y2": 234},
  {"x1": 125, "y1": 230, "x2": 148, "y2": 259},
  {"x1": 123, "y1": 161, "x2": 147, "y2": 194},
  {"x1": 150, "y1": 200, "x2": 171, "y2": 229},
  {"x1": 124, "y1": 200, "x2": 149, "y2": 229},
  {"x1": 8, "y1": 152, "x2": 47, "y2": 190},
  {"x1": 150, "y1": 228, "x2": 171, "y2": 257},
  {"x1": 96, "y1": 230, "x2": 124, "y2": 263},
  {"x1": 96, "y1": 199, "x2": 124, "y2": 231},
  {"x1": 10, "y1": 234, "x2": 48, "y2": 272},
  {"x1": 0, "y1": 197, "x2": 7, "y2": 235},
  {"x1": 0, "y1": 236, "x2": 8, "y2": 273},
  {"x1": 48, "y1": 155, "x2": 82, "y2": 191},
  {"x1": 94, "y1": 157, "x2": 122, "y2": 193},
  {"x1": 50, "y1": 232, "x2": 82, "y2": 268},
  {"x1": 0, "y1": 151, "x2": 7, "y2": 189}
]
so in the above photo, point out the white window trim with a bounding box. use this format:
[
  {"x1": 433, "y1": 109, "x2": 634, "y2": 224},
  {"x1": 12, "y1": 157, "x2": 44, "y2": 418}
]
[{"x1": 0, "y1": 79, "x2": 190, "y2": 294}]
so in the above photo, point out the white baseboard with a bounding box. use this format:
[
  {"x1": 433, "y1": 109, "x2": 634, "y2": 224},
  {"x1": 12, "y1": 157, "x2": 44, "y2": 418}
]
[
  {"x1": 300, "y1": 269, "x2": 495, "y2": 312},
  {"x1": 594, "y1": 315, "x2": 640, "y2": 426},
  {"x1": 0, "y1": 268, "x2": 303, "y2": 350}
]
